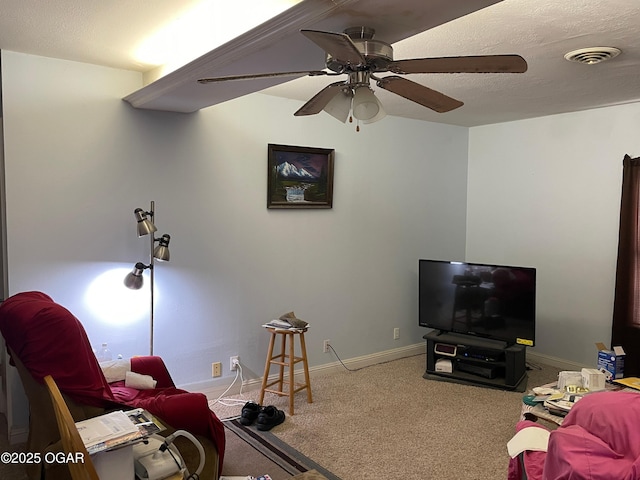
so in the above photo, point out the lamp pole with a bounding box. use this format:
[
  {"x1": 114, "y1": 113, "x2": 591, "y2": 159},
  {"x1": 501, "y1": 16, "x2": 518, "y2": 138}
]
[
  {"x1": 125, "y1": 200, "x2": 170, "y2": 356},
  {"x1": 149, "y1": 200, "x2": 155, "y2": 356}
]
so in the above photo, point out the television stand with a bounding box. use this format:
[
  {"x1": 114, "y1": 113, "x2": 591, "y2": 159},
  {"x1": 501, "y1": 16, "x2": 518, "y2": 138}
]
[{"x1": 423, "y1": 330, "x2": 527, "y2": 392}]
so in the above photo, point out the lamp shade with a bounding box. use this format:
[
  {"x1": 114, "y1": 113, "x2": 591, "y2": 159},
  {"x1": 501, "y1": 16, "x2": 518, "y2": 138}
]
[
  {"x1": 124, "y1": 262, "x2": 146, "y2": 290},
  {"x1": 361, "y1": 100, "x2": 386, "y2": 124},
  {"x1": 323, "y1": 89, "x2": 352, "y2": 123},
  {"x1": 153, "y1": 234, "x2": 171, "y2": 262},
  {"x1": 134, "y1": 208, "x2": 157, "y2": 237},
  {"x1": 352, "y1": 86, "x2": 382, "y2": 121}
]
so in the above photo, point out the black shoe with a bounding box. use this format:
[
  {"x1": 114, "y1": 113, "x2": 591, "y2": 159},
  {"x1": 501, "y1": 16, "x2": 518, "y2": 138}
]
[
  {"x1": 256, "y1": 405, "x2": 285, "y2": 431},
  {"x1": 239, "y1": 401, "x2": 261, "y2": 426}
]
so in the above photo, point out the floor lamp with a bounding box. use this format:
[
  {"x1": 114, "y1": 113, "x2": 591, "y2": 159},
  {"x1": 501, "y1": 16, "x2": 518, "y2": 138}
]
[{"x1": 123, "y1": 201, "x2": 171, "y2": 355}]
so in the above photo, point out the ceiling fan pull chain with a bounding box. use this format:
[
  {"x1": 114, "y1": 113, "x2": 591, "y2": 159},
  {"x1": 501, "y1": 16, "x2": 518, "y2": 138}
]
[{"x1": 348, "y1": 113, "x2": 361, "y2": 132}]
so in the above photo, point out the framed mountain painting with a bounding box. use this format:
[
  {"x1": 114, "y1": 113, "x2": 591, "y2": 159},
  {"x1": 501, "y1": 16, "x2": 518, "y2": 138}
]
[{"x1": 267, "y1": 143, "x2": 335, "y2": 209}]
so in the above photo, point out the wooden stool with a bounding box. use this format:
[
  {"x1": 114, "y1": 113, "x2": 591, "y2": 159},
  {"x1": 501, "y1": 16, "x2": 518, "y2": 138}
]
[{"x1": 259, "y1": 327, "x2": 312, "y2": 415}]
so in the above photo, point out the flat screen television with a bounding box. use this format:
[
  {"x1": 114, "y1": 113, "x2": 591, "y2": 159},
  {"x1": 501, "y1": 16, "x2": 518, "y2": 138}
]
[{"x1": 418, "y1": 259, "x2": 536, "y2": 347}]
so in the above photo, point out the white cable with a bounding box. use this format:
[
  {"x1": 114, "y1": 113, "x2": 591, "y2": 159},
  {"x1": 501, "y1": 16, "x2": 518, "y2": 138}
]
[
  {"x1": 330, "y1": 343, "x2": 426, "y2": 372},
  {"x1": 163, "y1": 430, "x2": 205, "y2": 479},
  {"x1": 211, "y1": 363, "x2": 247, "y2": 406}
]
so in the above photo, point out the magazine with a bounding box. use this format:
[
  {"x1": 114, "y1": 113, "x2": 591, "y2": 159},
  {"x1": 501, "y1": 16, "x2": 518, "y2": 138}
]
[
  {"x1": 543, "y1": 393, "x2": 582, "y2": 416},
  {"x1": 77, "y1": 408, "x2": 165, "y2": 455}
]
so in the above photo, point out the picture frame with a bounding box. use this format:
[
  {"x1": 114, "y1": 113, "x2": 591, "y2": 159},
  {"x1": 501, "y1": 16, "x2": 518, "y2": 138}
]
[{"x1": 267, "y1": 143, "x2": 335, "y2": 209}]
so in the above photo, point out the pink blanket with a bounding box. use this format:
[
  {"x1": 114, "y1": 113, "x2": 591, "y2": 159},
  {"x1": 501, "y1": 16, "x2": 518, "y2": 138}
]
[
  {"x1": 0, "y1": 291, "x2": 225, "y2": 470},
  {"x1": 508, "y1": 391, "x2": 640, "y2": 479}
]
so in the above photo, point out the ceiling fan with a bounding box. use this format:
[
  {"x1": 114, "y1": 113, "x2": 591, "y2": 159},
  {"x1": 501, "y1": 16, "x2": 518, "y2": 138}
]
[{"x1": 198, "y1": 26, "x2": 527, "y2": 127}]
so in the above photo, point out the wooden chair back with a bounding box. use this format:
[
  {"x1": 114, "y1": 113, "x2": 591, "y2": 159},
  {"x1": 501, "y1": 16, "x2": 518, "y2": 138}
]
[{"x1": 44, "y1": 375, "x2": 100, "y2": 480}]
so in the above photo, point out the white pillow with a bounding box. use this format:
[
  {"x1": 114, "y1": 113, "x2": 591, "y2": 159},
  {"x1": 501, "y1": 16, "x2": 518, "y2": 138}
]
[
  {"x1": 99, "y1": 359, "x2": 131, "y2": 383},
  {"x1": 125, "y1": 371, "x2": 157, "y2": 390}
]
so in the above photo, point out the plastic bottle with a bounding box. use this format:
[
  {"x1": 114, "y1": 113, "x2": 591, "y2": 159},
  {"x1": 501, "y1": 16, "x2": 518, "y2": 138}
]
[{"x1": 97, "y1": 342, "x2": 112, "y2": 362}]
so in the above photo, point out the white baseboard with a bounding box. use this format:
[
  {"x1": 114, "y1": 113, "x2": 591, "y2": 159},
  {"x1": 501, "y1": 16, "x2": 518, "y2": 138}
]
[
  {"x1": 9, "y1": 426, "x2": 28, "y2": 445},
  {"x1": 527, "y1": 350, "x2": 589, "y2": 372},
  {"x1": 186, "y1": 345, "x2": 586, "y2": 401},
  {"x1": 194, "y1": 343, "x2": 426, "y2": 401}
]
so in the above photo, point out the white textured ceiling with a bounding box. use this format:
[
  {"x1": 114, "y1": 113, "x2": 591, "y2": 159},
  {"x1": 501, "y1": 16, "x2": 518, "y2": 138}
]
[
  {"x1": 1, "y1": 0, "x2": 639, "y2": 127},
  {"x1": 0, "y1": 0, "x2": 204, "y2": 71}
]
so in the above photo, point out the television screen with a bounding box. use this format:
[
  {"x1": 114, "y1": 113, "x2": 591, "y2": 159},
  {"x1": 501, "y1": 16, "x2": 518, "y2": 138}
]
[{"x1": 418, "y1": 259, "x2": 536, "y2": 346}]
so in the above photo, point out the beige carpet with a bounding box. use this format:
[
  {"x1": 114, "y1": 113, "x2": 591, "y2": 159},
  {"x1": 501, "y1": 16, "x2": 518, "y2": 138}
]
[{"x1": 211, "y1": 353, "x2": 560, "y2": 480}]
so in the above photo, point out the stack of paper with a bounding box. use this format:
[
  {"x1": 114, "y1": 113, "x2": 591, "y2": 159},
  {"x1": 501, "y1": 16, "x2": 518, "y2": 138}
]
[
  {"x1": 263, "y1": 320, "x2": 309, "y2": 332},
  {"x1": 76, "y1": 410, "x2": 141, "y2": 454}
]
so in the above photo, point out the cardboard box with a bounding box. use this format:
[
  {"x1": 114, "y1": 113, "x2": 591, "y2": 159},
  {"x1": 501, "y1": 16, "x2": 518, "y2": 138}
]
[
  {"x1": 596, "y1": 342, "x2": 626, "y2": 381},
  {"x1": 581, "y1": 368, "x2": 606, "y2": 391}
]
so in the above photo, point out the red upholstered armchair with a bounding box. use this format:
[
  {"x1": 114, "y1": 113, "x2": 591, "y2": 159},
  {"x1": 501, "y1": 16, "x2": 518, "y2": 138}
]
[{"x1": 0, "y1": 291, "x2": 225, "y2": 480}]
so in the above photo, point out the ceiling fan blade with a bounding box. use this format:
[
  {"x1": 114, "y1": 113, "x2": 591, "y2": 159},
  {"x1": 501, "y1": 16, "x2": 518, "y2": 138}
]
[
  {"x1": 389, "y1": 55, "x2": 528, "y2": 74},
  {"x1": 301, "y1": 29, "x2": 365, "y2": 67},
  {"x1": 294, "y1": 81, "x2": 349, "y2": 116},
  {"x1": 198, "y1": 70, "x2": 327, "y2": 84},
  {"x1": 377, "y1": 76, "x2": 463, "y2": 113}
]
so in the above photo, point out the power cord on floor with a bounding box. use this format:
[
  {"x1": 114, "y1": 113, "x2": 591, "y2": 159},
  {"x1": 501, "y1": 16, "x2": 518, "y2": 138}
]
[
  {"x1": 327, "y1": 343, "x2": 363, "y2": 372},
  {"x1": 210, "y1": 363, "x2": 249, "y2": 407},
  {"x1": 328, "y1": 343, "x2": 426, "y2": 372},
  {"x1": 526, "y1": 361, "x2": 543, "y2": 371}
]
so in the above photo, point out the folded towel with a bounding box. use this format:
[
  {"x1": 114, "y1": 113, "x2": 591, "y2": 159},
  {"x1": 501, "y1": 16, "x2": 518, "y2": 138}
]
[
  {"x1": 279, "y1": 311, "x2": 309, "y2": 329},
  {"x1": 100, "y1": 359, "x2": 131, "y2": 383},
  {"x1": 125, "y1": 371, "x2": 157, "y2": 390}
]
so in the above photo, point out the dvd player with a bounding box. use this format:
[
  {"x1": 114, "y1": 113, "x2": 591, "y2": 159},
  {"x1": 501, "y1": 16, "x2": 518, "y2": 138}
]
[
  {"x1": 459, "y1": 346, "x2": 503, "y2": 362},
  {"x1": 456, "y1": 361, "x2": 499, "y2": 379}
]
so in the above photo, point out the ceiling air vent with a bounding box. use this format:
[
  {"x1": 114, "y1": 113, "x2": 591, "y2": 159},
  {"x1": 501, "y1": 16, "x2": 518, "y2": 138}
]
[{"x1": 564, "y1": 47, "x2": 621, "y2": 65}]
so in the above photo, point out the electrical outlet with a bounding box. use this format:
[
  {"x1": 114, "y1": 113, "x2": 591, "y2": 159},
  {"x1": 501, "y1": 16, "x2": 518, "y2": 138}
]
[
  {"x1": 393, "y1": 327, "x2": 400, "y2": 340},
  {"x1": 230, "y1": 356, "x2": 240, "y2": 371},
  {"x1": 212, "y1": 362, "x2": 222, "y2": 377},
  {"x1": 323, "y1": 339, "x2": 330, "y2": 353}
]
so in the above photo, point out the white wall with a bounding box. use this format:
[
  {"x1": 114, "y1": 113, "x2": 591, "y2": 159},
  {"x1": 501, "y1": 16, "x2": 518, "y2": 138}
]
[
  {"x1": 467, "y1": 103, "x2": 640, "y2": 366},
  {"x1": 1, "y1": 51, "x2": 469, "y2": 433},
  {"x1": 5, "y1": 49, "x2": 640, "y2": 439}
]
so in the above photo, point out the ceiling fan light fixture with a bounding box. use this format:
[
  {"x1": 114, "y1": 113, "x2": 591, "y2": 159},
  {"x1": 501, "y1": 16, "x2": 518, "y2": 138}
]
[
  {"x1": 361, "y1": 102, "x2": 386, "y2": 124},
  {"x1": 352, "y1": 86, "x2": 382, "y2": 121},
  {"x1": 564, "y1": 47, "x2": 621, "y2": 65},
  {"x1": 323, "y1": 88, "x2": 353, "y2": 123},
  {"x1": 198, "y1": 27, "x2": 528, "y2": 127}
]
